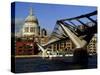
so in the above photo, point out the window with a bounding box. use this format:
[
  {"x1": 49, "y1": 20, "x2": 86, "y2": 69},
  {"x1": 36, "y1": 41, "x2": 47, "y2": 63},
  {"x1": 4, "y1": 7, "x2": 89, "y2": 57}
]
[
  {"x1": 67, "y1": 44, "x2": 70, "y2": 46},
  {"x1": 30, "y1": 27, "x2": 35, "y2": 32},
  {"x1": 24, "y1": 27, "x2": 29, "y2": 32}
]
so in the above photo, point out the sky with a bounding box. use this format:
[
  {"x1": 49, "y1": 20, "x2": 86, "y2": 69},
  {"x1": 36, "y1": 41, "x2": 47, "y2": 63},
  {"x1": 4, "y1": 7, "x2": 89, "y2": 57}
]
[{"x1": 14, "y1": 2, "x2": 97, "y2": 34}]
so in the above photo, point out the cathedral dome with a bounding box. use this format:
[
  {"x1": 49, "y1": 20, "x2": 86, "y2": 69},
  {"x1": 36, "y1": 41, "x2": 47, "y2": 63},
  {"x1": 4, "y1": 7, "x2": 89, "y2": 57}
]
[
  {"x1": 25, "y1": 8, "x2": 38, "y2": 24},
  {"x1": 25, "y1": 14, "x2": 38, "y2": 22},
  {"x1": 22, "y1": 8, "x2": 40, "y2": 37}
]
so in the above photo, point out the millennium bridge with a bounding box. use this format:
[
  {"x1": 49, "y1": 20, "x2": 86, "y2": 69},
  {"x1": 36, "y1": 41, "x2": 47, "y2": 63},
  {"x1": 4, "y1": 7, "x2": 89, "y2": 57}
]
[{"x1": 37, "y1": 10, "x2": 97, "y2": 58}]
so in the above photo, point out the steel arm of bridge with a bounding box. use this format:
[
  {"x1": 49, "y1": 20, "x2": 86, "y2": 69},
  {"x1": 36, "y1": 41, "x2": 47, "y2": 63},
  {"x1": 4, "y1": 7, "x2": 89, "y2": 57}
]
[
  {"x1": 57, "y1": 21, "x2": 87, "y2": 48},
  {"x1": 59, "y1": 21, "x2": 81, "y2": 36},
  {"x1": 42, "y1": 37, "x2": 60, "y2": 47},
  {"x1": 36, "y1": 43, "x2": 47, "y2": 57},
  {"x1": 86, "y1": 16, "x2": 97, "y2": 25}
]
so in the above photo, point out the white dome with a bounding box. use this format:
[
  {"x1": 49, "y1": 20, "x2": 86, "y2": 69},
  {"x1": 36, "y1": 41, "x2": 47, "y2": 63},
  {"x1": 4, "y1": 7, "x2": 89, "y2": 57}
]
[
  {"x1": 25, "y1": 15, "x2": 38, "y2": 23},
  {"x1": 22, "y1": 8, "x2": 40, "y2": 37},
  {"x1": 25, "y1": 8, "x2": 38, "y2": 24}
]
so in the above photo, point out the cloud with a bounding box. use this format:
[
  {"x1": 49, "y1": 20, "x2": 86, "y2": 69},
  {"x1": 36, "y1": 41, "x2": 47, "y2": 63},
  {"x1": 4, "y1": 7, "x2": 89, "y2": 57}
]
[{"x1": 15, "y1": 18, "x2": 24, "y2": 33}]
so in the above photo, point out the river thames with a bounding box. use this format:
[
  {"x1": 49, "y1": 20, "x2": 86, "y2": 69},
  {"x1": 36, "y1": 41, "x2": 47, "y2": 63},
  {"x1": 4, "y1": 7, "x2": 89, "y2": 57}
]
[{"x1": 15, "y1": 55, "x2": 97, "y2": 73}]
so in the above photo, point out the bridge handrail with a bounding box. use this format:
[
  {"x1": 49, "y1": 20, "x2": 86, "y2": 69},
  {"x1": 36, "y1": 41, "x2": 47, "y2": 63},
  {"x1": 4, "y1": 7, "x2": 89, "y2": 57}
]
[{"x1": 59, "y1": 10, "x2": 97, "y2": 21}]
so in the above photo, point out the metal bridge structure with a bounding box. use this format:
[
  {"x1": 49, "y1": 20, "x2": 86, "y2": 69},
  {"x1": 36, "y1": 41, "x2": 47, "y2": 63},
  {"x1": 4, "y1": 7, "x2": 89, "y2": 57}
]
[{"x1": 37, "y1": 10, "x2": 97, "y2": 57}]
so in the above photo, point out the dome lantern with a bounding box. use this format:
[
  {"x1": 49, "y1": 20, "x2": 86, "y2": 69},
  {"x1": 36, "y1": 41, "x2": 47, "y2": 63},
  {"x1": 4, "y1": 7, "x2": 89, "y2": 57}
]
[{"x1": 29, "y1": 7, "x2": 33, "y2": 16}]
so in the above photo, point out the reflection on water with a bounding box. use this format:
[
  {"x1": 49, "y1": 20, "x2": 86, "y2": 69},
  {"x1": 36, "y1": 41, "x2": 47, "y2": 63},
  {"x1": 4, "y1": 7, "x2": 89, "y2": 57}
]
[{"x1": 15, "y1": 55, "x2": 97, "y2": 73}]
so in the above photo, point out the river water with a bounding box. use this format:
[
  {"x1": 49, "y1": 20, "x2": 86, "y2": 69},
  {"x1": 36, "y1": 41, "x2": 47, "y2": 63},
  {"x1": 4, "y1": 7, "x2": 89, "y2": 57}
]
[{"x1": 15, "y1": 55, "x2": 97, "y2": 73}]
